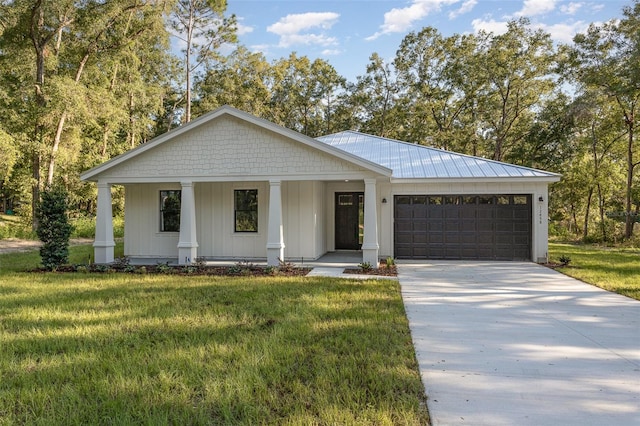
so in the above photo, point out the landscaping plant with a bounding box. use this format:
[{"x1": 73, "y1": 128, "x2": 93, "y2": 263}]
[{"x1": 35, "y1": 186, "x2": 73, "y2": 271}]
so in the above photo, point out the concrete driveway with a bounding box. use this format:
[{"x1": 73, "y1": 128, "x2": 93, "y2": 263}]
[{"x1": 398, "y1": 261, "x2": 640, "y2": 426}]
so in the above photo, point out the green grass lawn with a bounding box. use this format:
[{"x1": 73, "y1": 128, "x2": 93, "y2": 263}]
[
  {"x1": 549, "y1": 242, "x2": 640, "y2": 301},
  {"x1": 0, "y1": 246, "x2": 429, "y2": 425}
]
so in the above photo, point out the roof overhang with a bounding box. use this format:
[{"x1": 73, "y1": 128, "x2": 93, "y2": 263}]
[{"x1": 390, "y1": 175, "x2": 562, "y2": 185}]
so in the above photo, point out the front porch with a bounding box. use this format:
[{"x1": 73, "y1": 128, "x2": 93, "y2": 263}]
[{"x1": 93, "y1": 179, "x2": 382, "y2": 267}]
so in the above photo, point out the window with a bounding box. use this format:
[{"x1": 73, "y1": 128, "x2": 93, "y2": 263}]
[
  {"x1": 235, "y1": 189, "x2": 258, "y2": 232},
  {"x1": 160, "y1": 190, "x2": 181, "y2": 232}
]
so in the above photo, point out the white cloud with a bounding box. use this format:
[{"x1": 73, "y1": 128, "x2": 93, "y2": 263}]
[
  {"x1": 515, "y1": 0, "x2": 557, "y2": 17},
  {"x1": 472, "y1": 16, "x2": 591, "y2": 45},
  {"x1": 267, "y1": 12, "x2": 340, "y2": 47},
  {"x1": 534, "y1": 20, "x2": 591, "y2": 44},
  {"x1": 236, "y1": 19, "x2": 254, "y2": 36},
  {"x1": 560, "y1": 2, "x2": 583, "y2": 15},
  {"x1": 471, "y1": 18, "x2": 509, "y2": 35},
  {"x1": 367, "y1": 0, "x2": 459, "y2": 40},
  {"x1": 449, "y1": 0, "x2": 477, "y2": 19},
  {"x1": 321, "y1": 49, "x2": 341, "y2": 56}
]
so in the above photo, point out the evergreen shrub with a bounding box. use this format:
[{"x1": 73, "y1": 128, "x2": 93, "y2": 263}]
[{"x1": 36, "y1": 186, "x2": 73, "y2": 271}]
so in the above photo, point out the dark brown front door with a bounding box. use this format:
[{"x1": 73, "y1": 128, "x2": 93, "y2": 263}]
[{"x1": 335, "y1": 192, "x2": 364, "y2": 250}]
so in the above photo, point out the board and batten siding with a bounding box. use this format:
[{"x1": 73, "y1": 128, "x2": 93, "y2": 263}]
[{"x1": 124, "y1": 181, "x2": 325, "y2": 261}]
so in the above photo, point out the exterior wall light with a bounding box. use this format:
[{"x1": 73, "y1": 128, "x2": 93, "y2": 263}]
[
  {"x1": 382, "y1": 198, "x2": 388, "y2": 204},
  {"x1": 538, "y1": 196, "x2": 544, "y2": 202}
]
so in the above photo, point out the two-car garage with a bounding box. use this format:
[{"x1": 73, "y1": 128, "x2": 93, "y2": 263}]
[{"x1": 394, "y1": 194, "x2": 532, "y2": 261}]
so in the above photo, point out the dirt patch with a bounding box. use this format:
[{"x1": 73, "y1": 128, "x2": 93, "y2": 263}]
[{"x1": 0, "y1": 238, "x2": 93, "y2": 254}]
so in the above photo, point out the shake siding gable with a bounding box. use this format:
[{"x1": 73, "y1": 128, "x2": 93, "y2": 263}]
[{"x1": 95, "y1": 116, "x2": 370, "y2": 181}]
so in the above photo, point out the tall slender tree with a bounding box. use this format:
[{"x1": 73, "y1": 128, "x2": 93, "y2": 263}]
[{"x1": 168, "y1": 0, "x2": 237, "y2": 123}]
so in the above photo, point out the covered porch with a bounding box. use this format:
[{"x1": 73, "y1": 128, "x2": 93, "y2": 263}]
[{"x1": 93, "y1": 177, "x2": 383, "y2": 267}]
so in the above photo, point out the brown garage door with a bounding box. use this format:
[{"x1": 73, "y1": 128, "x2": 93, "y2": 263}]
[{"x1": 394, "y1": 195, "x2": 532, "y2": 260}]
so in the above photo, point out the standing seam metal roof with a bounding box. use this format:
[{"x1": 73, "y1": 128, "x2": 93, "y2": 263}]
[{"x1": 315, "y1": 131, "x2": 560, "y2": 180}]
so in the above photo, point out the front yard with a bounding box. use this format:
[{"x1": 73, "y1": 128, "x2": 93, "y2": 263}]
[
  {"x1": 0, "y1": 246, "x2": 429, "y2": 425},
  {"x1": 549, "y1": 242, "x2": 640, "y2": 301}
]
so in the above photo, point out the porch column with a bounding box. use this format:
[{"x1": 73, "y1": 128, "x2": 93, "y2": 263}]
[
  {"x1": 266, "y1": 179, "x2": 285, "y2": 266},
  {"x1": 362, "y1": 178, "x2": 379, "y2": 266},
  {"x1": 177, "y1": 181, "x2": 198, "y2": 265},
  {"x1": 94, "y1": 181, "x2": 115, "y2": 264}
]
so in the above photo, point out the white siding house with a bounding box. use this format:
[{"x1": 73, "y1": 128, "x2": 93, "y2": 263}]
[{"x1": 81, "y1": 106, "x2": 560, "y2": 266}]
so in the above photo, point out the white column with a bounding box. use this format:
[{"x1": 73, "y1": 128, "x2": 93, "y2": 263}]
[
  {"x1": 94, "y1": 181, "x2": 115, "y2": 264},
  {"x1": 266, "y1": 179, "x2": 285, "y2": 266},
  {"x1": 177, "y1": 181, "x2": 198, "y2": 265},
  {"x1": 362, "y1": 178, "x2": 379, "y2": 266}
]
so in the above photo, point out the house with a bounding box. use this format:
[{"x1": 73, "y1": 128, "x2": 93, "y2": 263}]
[{"x1": 81, "y1": 105, "x2": 561, "y2": 266}]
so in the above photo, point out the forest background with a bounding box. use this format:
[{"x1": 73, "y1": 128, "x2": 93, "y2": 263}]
[{"x1": 2, "y1": 0, "x2": 640, "y2": 244}]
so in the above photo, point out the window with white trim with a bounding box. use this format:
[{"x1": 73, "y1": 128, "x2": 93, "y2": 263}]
[
  {"x1": 160, "y1": 190, "x2": 181, "y2": 232},
  {"x1": 234, "y1": 189, "x2": 258, "y2": 232}
]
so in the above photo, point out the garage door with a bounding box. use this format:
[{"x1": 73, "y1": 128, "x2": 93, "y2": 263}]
[{"x1": 394, "y1": 195, "x2": 532, "y2": 260}]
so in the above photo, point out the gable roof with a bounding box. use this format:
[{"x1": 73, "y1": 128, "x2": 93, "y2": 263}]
[
  {"x1": 81, "y1": 106, "x2": 391, "y2": 182},
  {"x1": 316, "y1": 131, "x2": 561, "y2": 182}
]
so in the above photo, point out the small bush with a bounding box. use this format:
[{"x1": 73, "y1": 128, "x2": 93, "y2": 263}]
[
  {"x1": 385, "y1": 257, "x2": 395, "y2": 268},
  {"x1": 559, "y1": 255, "x2": 571, "y2": 266},
  {"x1": 36, "y1": 187, "x2": 73, "y2": 271},
  {"x1": 358, "y1": 261, "x2": 372, "y2": 271},
  {"x1": 156, "y1": 262, "x2": 172, "y2": 274}
]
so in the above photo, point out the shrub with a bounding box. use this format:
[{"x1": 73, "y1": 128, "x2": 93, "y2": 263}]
[
  {"x1": 358, "y1": 261, "x2": 372, "y2": 271},
  {"x1": 36, "y1": 186, "x2": 73, "y2": 271},
  {"x1": 559, "y1": 255, "x2": 571, "y2": 266}
]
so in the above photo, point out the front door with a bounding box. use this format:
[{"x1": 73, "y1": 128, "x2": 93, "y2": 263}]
[{"x1": 335, "y1": 192, "x2": 364, "y2": 250}]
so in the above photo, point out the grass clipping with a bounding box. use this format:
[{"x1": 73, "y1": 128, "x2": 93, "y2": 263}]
[{"x1": 0, "y1": 274, "x2": 429, "y2": 425}]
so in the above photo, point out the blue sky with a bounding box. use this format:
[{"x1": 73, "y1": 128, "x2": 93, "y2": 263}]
[{"x1": 226, "y1": 0, "x2": 629, "y2": 82}]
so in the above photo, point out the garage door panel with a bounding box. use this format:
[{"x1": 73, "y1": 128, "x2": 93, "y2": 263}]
[
  {"x1": 428, "y1": 233, "x2": 444, "y2": 244},
  {"x1": 429, "y1": 221, "x2": 444, "y2": 231},
  {"x1": 395, "y1": 194, "x2": 531, "y2": 260},
  {"x1": 412, "y1": 220, "x2": 428, "y2": 231},
  {"x1": 395, "y1": 221, "x2": 413, "y2": 232},
  {"x1": 413, "y1": 233, "x2": 428, "y2": 244}
]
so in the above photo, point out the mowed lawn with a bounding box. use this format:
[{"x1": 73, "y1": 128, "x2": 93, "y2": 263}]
[
  {"x1": 0, "y1": 246, "x2": 429, "y2": 425},
  {"x1": 549, "y1": 242, "x2": 640, "y2": 301}
]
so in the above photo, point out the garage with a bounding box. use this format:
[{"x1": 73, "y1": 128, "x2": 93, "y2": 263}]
[{"x1": 394, "y1": 194, "x2": 532, "y2": 260}]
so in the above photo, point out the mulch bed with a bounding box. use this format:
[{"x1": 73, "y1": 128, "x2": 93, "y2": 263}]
[
  {"x1": 343, "y1": 261, "x2": 397, "y2": 276},
  {"x1": 35, "y1": 262, "x2": 311, "y2": 277}
]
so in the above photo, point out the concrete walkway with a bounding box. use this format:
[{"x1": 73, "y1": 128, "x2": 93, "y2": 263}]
[{"x1": 398, "y1": 261, "x2": 640, "y2": 426}]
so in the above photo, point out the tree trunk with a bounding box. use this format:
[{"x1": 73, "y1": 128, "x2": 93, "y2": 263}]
[
  {"x1": 30, "y1": 1, "x2": 46, "y2": 230},
  {"x1": 582, "y1": 187, "x2": 593, "y2": 240},
  {"x1": 595, "y1": 183, "x2": 607, "y2": 241},
  {"x1": 624, "y1": 117, "x2": 635, "y2": 239},
  {"x1": 46, "y1": 53, "x2": 89, "y2": 186}
]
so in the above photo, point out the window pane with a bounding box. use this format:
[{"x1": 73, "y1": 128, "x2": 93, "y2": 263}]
[
  {"x1": 160, "y1": 190, "x2": 181, "y2": 232},
  {"x1": 412, "y1": 196, "x2": 427, "y2": 205},
  {"x1": 235, "y1": 189, "x2": 258, "y2": 232},
  {"x1": 338, "y1": 194, "x2": 353, "y2": 206},
  {"x1": 513, "y1": 196, "x2": 528, "y2": 205},
  {"x1": 463, "y1": 196, "x2": 477, "y2": 204}
]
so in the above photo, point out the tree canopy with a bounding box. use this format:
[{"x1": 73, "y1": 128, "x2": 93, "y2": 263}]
[{"x1": 2, "y1": 0, "x2": 640, "y2": 242}]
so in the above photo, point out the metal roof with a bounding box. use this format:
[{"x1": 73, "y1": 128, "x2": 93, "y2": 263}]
[{"x1": 316, "y1": 131, "x2": 560, "y2": 180}]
